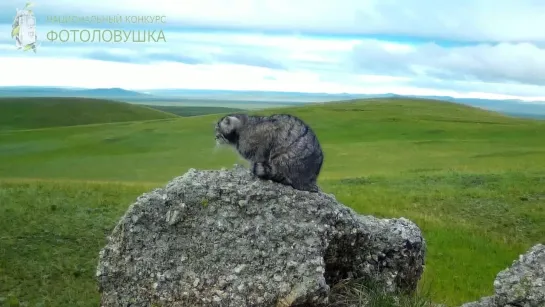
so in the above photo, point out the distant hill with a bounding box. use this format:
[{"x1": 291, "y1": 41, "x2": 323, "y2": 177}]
[
  {"x1": 0, "y1": 87, "x2": 158, "y2": 101},
  {"x1": 144, "y1": 105, "x2": 245, "y2": 117},
  {"x1": 0, "y1": 97, "x2": 178, "y2": 130},
  {"x1": 502, "y1": 112, "x2": 545, "y2": 119},
  {"x1": 67, "y1": 88, "x2": 154, "y2": 99},
  {"x1": 1, "y1": 86, "x2": 544, "y2": 119}
]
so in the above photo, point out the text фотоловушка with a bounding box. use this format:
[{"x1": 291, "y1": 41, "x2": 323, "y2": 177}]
[
  {"x1": 45, "y1": 14, "x2": 167, "y2": 43},
  {"x1": 46, "y1": 29, "x2": 167, "y2": 43}
]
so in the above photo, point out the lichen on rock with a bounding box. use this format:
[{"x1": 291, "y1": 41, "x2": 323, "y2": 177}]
[{"x1": 96, "y1": 165, "x2": 426, "y2": 306}]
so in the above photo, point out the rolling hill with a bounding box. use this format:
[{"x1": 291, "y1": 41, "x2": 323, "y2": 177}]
[
  {"x1": 1, "y1": 98, "x2": 544, "y2": 306},
  {"x1": 144, "y1": 105, "x2": 246, "y2": 117},
  {"x1": 0, "y1": 97, "x2": 178, "y2": 130},
  {"x1": 2, "y1": 86, "x2": 545, "y2": 118}
]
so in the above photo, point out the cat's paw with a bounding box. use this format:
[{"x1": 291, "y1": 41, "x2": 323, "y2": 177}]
[{"x1": 252, "y1": 162, "x2": 267, "y2": 177}]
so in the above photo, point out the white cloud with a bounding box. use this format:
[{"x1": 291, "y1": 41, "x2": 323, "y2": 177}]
[
  {"x1": 350, "y1": 40, "x2": 545, "y2": 86},
  {"x1": 0, "y1": 56, "x2": 357, "y2": 92},
  {"x1": 2, "y1": 56, "x2": 545, "y2": 102}
]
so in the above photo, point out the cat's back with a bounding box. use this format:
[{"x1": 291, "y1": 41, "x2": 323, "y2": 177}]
[
  {"x1": 266, "y1": 114, "x2": 314, "y2": 136},
  {"x1": 266, "y1": 114, "x2": 322, "y2": 155}
]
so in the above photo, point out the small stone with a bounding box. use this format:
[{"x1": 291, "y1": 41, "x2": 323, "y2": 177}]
[
  {"x1": 234, "y1": 264, "x2": 246, "y2": 274},
  {"x1": 165, "y1": 210, "x2": 180, "y2": 225}
]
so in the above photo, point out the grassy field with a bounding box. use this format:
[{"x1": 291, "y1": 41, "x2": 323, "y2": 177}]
[
  {"x1": 143, "y1": 105, "x2": 245, "y2": 117},
  {"x1": 0, "y1": 97, "x2": 178, "y2": 130},
  {"x1": 1, "y1": 98, "x2": 544, "y2": 306}
]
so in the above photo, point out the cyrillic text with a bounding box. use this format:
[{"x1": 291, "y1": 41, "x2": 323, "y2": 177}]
[
  {"x1": 46, "y1": 29, "x2": 167, "y2": 43},
  {"x1": 46, "y1": 15, "x2": 167, "y2": 24}
]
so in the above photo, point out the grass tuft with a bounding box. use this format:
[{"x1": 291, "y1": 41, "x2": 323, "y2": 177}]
[{"x1": 329, "y1": 278, "x2": 436, "y2": 307}]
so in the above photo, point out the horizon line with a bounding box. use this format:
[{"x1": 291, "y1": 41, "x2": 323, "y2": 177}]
[{"x1": 1, "y1": 85, "x2": 544, "y2": 103}]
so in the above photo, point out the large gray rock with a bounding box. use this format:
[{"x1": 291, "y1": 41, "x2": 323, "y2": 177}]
[
  {"x1": 96, "y1": 165, "x2": 426, "y2": 307},
  {"x1": 460, "y1": 244, "x2": 545, "y2": 307}
]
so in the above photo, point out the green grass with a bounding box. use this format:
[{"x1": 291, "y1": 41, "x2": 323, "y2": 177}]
[
  {"x1": 143, "y1": 105, "x2": 246, "y2": 116},
  {"x1": 1, "y1": 98, "x2": 544, "y2": 306},
  {"x1": 0, "y1": 97, "x2": 178, "y2": 130},
  {"x1": 0, "y1": 180, "x2": 149, "y2": 307}
]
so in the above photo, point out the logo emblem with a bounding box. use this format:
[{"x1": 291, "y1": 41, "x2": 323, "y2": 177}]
[{"x1": 12, "y1": 2, "x2": 37, "y2": 52}]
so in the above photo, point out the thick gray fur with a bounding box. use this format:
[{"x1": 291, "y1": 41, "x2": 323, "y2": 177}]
[{"x1": 215, "y1": 113, "x2": 324, "y2": 192}]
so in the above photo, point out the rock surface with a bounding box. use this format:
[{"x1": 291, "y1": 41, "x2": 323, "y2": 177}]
[
  {"x1": 459, "y1": 244, "x2": 545, "y2": 307},
  {"x1": 96, "y1": 165, "x2": 426, "y2": 307}
]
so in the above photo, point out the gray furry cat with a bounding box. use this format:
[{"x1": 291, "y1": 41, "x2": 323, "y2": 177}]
[{"x1": 215, "y1": 113, "x2": 324, "y2": 192}]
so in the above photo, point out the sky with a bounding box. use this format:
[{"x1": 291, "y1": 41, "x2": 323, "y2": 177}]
[{"x1": 0, "y1": 0, "x2": 545, "y2": 100}]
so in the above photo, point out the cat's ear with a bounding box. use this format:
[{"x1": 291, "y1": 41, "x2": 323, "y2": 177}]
[{"x1": 224, "y1": 116, "x2": 241, "y2": 127}]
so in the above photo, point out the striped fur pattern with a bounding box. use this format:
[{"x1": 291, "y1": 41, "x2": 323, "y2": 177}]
[{"x1": 215, "y1": 113, "x2": 324, "y2": 192}]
